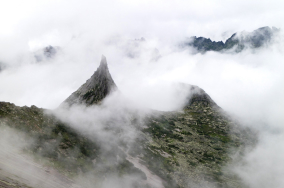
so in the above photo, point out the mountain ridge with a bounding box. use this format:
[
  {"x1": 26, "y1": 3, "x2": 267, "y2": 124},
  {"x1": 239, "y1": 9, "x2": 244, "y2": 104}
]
[
  {"x1": 185, "y1": 26, "x2": 279, "y2": 53},
  {"x1": 0, "y1": 56, "x2": 253, "y2": 188}
]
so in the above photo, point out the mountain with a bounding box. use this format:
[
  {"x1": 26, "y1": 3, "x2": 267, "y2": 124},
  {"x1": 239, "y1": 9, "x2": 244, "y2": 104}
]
[
  {"x1": 34, "y1": 45, "x2": 60, "y2": 62},
  {"x1": 138, "y1": 84, "x2": 251, "y2": 187},
  {"x1": 0, "y1": 103, "x2": 145, "y2": 187},
  {"x1": 61, "y1": 55, "x2": 117, "y2": 107},
  {"x1": 0, "y1": 46, "x2": 59, "y2": 73},
  {"x1": 185, "y1": 26, "x2": 279, "y2": 53},
  {"x1": 0, "y1": 56, "x2": 253, "y2": 188}
]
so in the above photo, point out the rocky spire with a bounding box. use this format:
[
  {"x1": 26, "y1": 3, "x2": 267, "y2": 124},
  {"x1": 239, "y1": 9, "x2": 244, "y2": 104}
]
[{"x1": 61, "y1": 55, "x2": 117, "y2": 107}]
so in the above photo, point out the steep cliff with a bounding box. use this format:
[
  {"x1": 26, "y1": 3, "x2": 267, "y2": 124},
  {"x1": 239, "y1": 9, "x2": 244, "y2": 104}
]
[{"x1": 61, "y1": 55, "x2": 117, "y2": 107}]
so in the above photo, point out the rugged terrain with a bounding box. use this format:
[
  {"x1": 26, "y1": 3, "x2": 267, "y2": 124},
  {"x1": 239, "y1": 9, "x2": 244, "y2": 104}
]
[
  {"x1": 61, "y1": 55, "x2": 117, "y2": 107},
  {"x1": 0, "y1": 56, "x2": 253, "y2": 188},
  {"x1": 184, "y1": 26, "x2": 279, "y2": 53}
]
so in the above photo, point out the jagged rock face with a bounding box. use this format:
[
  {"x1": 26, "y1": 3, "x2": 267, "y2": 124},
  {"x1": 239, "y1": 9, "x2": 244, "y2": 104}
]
[
  {"x1": 61, "y1": 56, "x2": 117, "y2": 107},
  {"x1": 185, "y1": 26, "x2": 279, "y2": 53},
  {"x1": 188, "y1": 37, "x2": 225, "y2": 52}
]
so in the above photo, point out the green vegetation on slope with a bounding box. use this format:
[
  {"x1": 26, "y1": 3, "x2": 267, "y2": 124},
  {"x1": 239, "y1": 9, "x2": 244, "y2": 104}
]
[
  {"x1": 135, "y1": 98, "x2": 251, "y2": 188},
  {"x1": 0, "y1": 102, "x2": 147, "y2": 187}
]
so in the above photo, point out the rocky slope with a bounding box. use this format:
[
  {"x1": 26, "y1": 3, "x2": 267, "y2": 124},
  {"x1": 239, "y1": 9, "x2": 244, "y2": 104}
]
[
  {"x1": 185, "y1": 26, "x2": 279, "y2": 53},
  {"x1": 61, "y1": 55, "x2": 117, "y2": 107},
  {"x1": 0, "y1": 102, "x2": 146, "y2": 188},
  {"x1": 0, "y1": 56, "x2": 253, "y2": 188}
]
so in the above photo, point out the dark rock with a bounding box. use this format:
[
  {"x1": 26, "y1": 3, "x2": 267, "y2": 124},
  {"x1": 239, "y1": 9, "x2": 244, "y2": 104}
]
[
  {"x1": 43, "y1": 45, "x2": 57, "y2": 58},
  {"x1": 185, "y1": 84, "x2": 218, "y2": 109},
  {"x1": 34, "y1": 45, "x2": 59, "y2": 62},
  {"x1": 184, "y1": 26, "x2": 280, "y2": 53},
  {"x1": 61, "y1": 55, "x2": 117, "y2": 107},
  {"x1": 188, "y1": 37, "x2": 225, "y2": 52}
]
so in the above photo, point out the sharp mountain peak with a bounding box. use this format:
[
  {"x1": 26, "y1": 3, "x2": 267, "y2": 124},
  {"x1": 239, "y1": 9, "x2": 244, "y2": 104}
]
[
  {"x1": 98, "y1": 55, "x2": 108, "y2": 71},
  {"x1": 61, "y1": 55, "x2": 117, "y2": 107},
  {"x1": 61, "y1": 55, "x2": 218, "y2": 111}
]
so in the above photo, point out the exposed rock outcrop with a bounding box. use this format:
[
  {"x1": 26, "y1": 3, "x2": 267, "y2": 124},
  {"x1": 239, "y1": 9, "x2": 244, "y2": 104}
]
[
  {"x1": 61, "y1": 55, "x2": 117, "y2": 107},
  {"x1": 185, "y1": 26, "x2": 279, "y2": 53},
  {"x1": 184, "y1": 84, "x2": 218, "y2": 109}
]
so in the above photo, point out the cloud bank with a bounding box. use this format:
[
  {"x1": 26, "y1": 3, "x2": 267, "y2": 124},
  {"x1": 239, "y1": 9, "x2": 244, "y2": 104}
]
[{"x1": 1, "y1": 0, "x2": 284, "y2": 187}]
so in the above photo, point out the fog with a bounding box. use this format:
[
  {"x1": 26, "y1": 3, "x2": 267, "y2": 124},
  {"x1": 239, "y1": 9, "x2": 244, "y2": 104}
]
[
  {"x1": 0, "y1": 125, "x2": 81, "y2": 188},
  {"x1": 1, "y1": 0, "x2": 284, "y2": 187}
]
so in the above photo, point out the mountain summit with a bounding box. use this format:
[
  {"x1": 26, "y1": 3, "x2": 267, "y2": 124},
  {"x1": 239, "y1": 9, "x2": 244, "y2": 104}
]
[
  {"x1": 185, "y1": 85, "x2": 218, "y2": 109},
  {"x1": 61, "y1": 55, "x2": 117, "y2": 107}
]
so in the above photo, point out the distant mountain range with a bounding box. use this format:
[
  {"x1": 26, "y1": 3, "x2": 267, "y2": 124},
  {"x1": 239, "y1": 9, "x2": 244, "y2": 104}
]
[
  {"x1": 0, "y1": 27, "x2": 278, "y2": 74},
  {"x1": 184, "y1": 26, "x2": 280, "y2": 53}
]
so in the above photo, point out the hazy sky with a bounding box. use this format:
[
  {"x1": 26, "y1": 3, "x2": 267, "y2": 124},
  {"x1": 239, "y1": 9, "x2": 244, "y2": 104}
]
[
  {"x1": 1, "y1": 1, "x2": 284, "y2": 187},
  {"x1": 0, "y1": 0, "x2": 284, "y2": 108}
]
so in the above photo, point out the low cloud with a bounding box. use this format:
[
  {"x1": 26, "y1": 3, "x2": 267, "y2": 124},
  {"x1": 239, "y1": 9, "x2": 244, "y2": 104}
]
[
  {"x1": 1, "y1": 0, "x2": 284, "y2": 187},
  {"x1": 0, "y1": 124, "x2": 80, "y2": 188}
]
